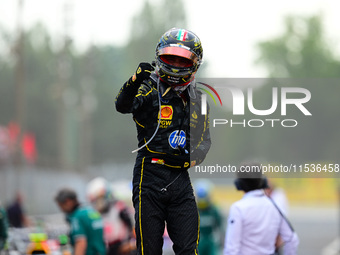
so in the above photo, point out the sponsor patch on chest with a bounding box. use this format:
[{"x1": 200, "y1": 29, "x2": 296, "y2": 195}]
[{"x1": 159, "y1": 105, "x2": 173, "y2": 128}]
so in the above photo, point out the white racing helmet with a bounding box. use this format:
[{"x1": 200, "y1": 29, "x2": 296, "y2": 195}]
[{"x1": 86, "y1": 177, "x2": 113, "y2": 213}]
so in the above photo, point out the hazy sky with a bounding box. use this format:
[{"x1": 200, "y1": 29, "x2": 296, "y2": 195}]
[{"x1": 1, "y1": 0, "x2": 340, "y2": 77}]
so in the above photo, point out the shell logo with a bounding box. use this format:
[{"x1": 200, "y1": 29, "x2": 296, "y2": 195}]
[{"x1": 161, "y1": 106, "x2": 173, "y2": 120}]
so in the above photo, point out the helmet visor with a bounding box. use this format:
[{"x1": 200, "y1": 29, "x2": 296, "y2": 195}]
[
  {"x1": 158, "y1": 46, "x2": 200, "y2": 65},
  {"x1": 160, "y1": 55, "x2": 193, "y2": 68}
]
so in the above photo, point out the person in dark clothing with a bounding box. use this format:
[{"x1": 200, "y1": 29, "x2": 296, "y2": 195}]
[
  {"x1": 6, "y1": 192, "x2": 28, "y2": 228},
  {"x1": 115, "y1": 28, "x2": 211, "y2": 255}
]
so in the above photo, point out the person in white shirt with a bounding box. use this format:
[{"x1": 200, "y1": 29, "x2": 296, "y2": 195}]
[{"x1": 224, "y1": 164, "x2": 299, "y2": 255}]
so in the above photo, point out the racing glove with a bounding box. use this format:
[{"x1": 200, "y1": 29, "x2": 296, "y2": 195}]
[
  {"x1": 116, "y1": 62, "x2": 154, "y2": 113},
  {"x1": 190, "y1": 149, "x2": 206, "y2": 167},
  {"x1": 129, "y1": 62, "x2": 155, "y2": 86}
]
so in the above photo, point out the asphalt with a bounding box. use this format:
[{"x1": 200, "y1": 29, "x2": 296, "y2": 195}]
[{"x1": 289, "y1": 206, "x2": 339, "y2": 255}]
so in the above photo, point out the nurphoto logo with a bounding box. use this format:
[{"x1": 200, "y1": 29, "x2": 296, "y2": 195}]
[{"x1": 198, "y1": 82, "x2": 312, "y2": 128}]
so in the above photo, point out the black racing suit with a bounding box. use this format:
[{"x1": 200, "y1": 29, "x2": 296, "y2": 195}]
[{"x1": 116, "y1": 73, "x2": 211, "y2": 255}]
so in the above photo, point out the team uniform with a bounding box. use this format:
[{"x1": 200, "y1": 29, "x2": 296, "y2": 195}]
[
  {"x1": 198, "y1": 204, "x2": 223, "y2": 255},
  {"x1": 102, "y1": 201, "x2": 134, "y2": 255},
  {"x1": 116, "y1": 28, "x2": 210, "y2": 255},
  {"x1": 224, "y1": 189, "x2": 299, "y2": 255},
  {"x1": 86, "y1": 177, "x2": 135, "y2": 255},
  {"x1": 116, "y1": 72, "x2": 211, "y2": 254},
  {"x1": 67, "y1": 205, "x2": 106, "y2": 255},
  {"x1": 194, "y1": 179, "x2": 223, "y2": 255}
]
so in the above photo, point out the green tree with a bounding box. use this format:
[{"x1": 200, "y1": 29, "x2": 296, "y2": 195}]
[
  {"x1": 112, "y1": 0, "x2": 188, "y2": 162},
  {"x1": 0, "y1": 28, "x2": 15, "y2": 126},
  {"x1": 203, "y1": 15, "x2": 340, "y2": 168},
  {"x1": 256, "y1": 15, "x2": 340, "y2": 77},
  {"x1": 0, "y1": 0, "x2": 190, "y2": 169},
  {"x1": 247, "y1": 15, "x2": 340, "y2": 164}
]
